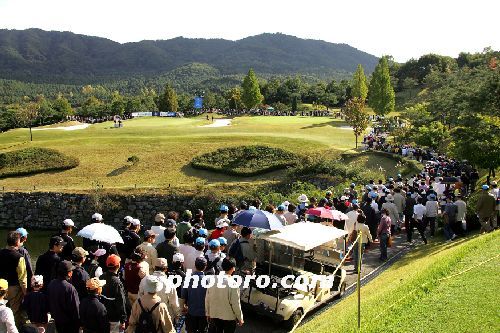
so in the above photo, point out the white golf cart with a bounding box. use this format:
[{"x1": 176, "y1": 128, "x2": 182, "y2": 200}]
[{"x1": 241, "y1": 223, "x2": 348, "y2": 330}]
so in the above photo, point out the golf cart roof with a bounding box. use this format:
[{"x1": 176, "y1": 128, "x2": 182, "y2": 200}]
[{"x1": 259, "y1": 222, "x2": 347, "y2": 251}]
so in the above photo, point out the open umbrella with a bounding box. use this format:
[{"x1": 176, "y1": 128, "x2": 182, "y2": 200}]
[
  {"x1": 233, "y1": 209, "x2": 284, "y2": 230},
  {"x1": 77, "y1": 223, "x2": 124, "y2": 244},
  {"x1": 306, "y1": 207, "x2": 334, "y2": 219},
  {"x1": 330, "y1": 210, "x2": 349, "y2": 221}
]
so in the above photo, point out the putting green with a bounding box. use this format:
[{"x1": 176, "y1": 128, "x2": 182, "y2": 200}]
[{"x1": 0, "y1": 116, "x2": 357, "y2": 192}]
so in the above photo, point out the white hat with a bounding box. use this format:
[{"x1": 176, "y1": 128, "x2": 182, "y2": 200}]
[
  {"x1": 172, "y1": 253, "x2": 184, "y2": 263},
  {"x1": 282, "y1": 201, "x2": 290, "y2": 207},
  {"x1": 131, "y1": 219, "x2": 141, "y2": 226},
  {"x1": 216, "y1": 218, "x2": 229, "y2": 228},
  {"x1": 340, "y1": 196, "x2": 348, "y2": 201},
  {"x1": 92, "y1": 213, "x2": 103, "y2": 221},
  {"x1": 123, "y1": 216, "x2": 134, "y2": 222},
  {"x1": 31, "y1": 275, "x2": 43, "y2": 287},
  {"x1": 144, "y1": 275, "x2": 163, "y2": 293},
  {"x1": 386, "y1": 194, "x2": 394, "y2": 201},
  {"x1": 298, "y1": 194, "x2": 309, "y2": 203},
  {"x1": 63, "y1": 219, "x2": 75, "y2": 227}
]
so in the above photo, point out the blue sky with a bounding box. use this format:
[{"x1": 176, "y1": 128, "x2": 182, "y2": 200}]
[{"x1": 0, "y1": 0, "x2": 498, "y2": 62}]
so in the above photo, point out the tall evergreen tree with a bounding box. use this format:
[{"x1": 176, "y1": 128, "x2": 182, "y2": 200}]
[
  {"x1": 368, "y1": 57, "x2": 395, "y2": 116},
  {"x1": 241, "y1": 69, "x2": 263, "y2": 110},
  {"x1": 351, "y1": 64, "x2": 368, "y2": 101},
  {"x1": 157, "y1": 83, "x2": 178, "y2": 112}
]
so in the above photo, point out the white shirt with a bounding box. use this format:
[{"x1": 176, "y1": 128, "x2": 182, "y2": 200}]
[
  {"x1": 151, "y1": 225, "x2": 166, "y2": 246},
  {"x1": 275, "y1": 213, "x2": 287, "y2": 226},
  {"x1": 345, "y1": 210, "x2": 359, "y2": 234},
  {"x1": 184, "y1": 249, "x2": 204, "y2": 272},
  {"x1": 425, "y1": 200, "x2": 439, "y2": 217},
  {"x1": 455, "y1": 200, "x2": 467, "y2": 221},
  {"x1": 413, "y1": 204, "x2": 427, "y2": 220},
  {"x1": 0, "y1": 300, "x2": 18, "y2": 333},
  {"x1": 370, "y1": 201, "x2": 379, "y2": 213}
]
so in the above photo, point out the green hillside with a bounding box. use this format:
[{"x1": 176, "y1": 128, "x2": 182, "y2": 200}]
[{"x1": 297, "y1": 231, "x2": 500, "y2": 333}]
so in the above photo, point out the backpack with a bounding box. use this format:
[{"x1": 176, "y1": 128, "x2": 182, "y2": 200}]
[
  {"x1": 136, "y1": 298, "x2": 161, "y2": 333},
  {"x1": 204, "y1": 255, "x2": 221, "y2": 275},
  {"x1": 228, "y1": 239, "x2": 247, "y2": 267}
]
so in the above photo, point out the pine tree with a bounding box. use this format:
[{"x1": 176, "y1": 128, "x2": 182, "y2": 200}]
[
  {"x1": 157, "y1": 83, "x2": 178, "y2": 112},
  {"x1": 368, "y1": 57, "x2": 395, "y2": 116},
  {"x1": 351, "y1": 64, "x2": 368, "y2": 101},
  {"x1": 241, "y1": 69, "x2": 263, "y2": 110}
]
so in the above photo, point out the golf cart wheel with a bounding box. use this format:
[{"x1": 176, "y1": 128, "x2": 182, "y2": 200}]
[{"x1": 285, "y1": 308, "x2": 304, "y2": 330}]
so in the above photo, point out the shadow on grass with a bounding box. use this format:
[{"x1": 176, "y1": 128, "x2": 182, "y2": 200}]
[
  {"x1": 180, "y1": 164, "x2": 285, "y2": 184},
  {"x1": 107, "y1": 165, "x2": 132, "y2": 177},
  {"x1": 301, "y1": 120, "x2": 349, "y2": 129}
]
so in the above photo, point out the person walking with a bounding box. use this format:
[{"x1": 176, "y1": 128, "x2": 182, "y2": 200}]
[
  {"x1": 80, "y1": 278, "x2": 110, "y2": 333},
  {"x1": 71, "y1": 247, "x2": 90, "y2": 300},
  {"x1": 121, "y1": 219, "x2": 142, "y2": 263},
  {"x1": 352, "y1": 214, "x2": 373, "y2": 272},
  {"x1": 35, "y1": 236, "x2": 65, "y2": 291},
  {"x1": 139, "y1": 258, "x2": 180, "y2": 323},
  {"x1": 156, "y1": 228, "x2": 179, "y2": 269},
  {"x1": 382, "y1": 194, "x2": 400, "y2": 234},
  {"x1": 0, "y1": 231, "x2": 27, "y2": 327},
  {"x1": 404, "y1": 192, "x2": 416, "y2": 242},
  {"x1": 180, "y1": 257, "x2": 208, "y2": 333},
  {"x1": 126, "y1": 275, "x2": 175, "y2": 333},
  {"x1": 16, "y1": 228, "x2": 33, "y2": 293},
  {"x1": 237, "y1": 227, "x2": 256, "y2": 274},
  {"x1": 361, "y1": 198, "x2": 377, "y2": 241},
  {"x1": 124, "y1": 248, "x2": 149, "y2": 306},
  {"x1": 151, "y1": 213, "x2": 167, "y2": 247},
  {"x1": 22, "y1": 276, "x2": 48, "y2": 332},
  {"x1": 58, "y1": 219, "x2": 76, "y2": 261},
  {"x1": 412, "y1": 198, "x2": 428, "y2": 244},
  {"x1": 0, "y1": 279, "x2": 18, "y2": 333},
  {"x1": 443, "y1": 196, "x2": 459, "y2": 241},
  {"x1": 136, "y1": 230, "x2": 159, "y2": 274},
  {"x1": 100, "y1": 254, "x2": 127, "y2": 333},
  {"x1": 377, "y1": 209, "x2": 392, "y2": 261},
  {"x1": 184, "y1": 238, "x2": 205, "y2": 273},
  {"x1": 455, "y1": 195, "x2": 467, "y2": 234},
  {"x1": 425, "y1": 194, "x2": 440, "y2": 237},
  {"x1": 205, "y1": 258, "x2": 244, "y2": 333},
  {"x1": 47, "y1": 260, "x2": 80, "y2": 333},
  {"x1": 476, "y1": 185, "x2": 497, "y2": 233},
  {"x1": 177, "y1": 210, "x2": 193, "y2": 244}
]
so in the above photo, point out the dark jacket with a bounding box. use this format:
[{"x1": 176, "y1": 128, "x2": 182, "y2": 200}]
[
  {"x1": 35, "y1": 250, "x2": 61, "y2": 291},
  {"x1": 22, "y1": 290, "x2": 49, "y2": 324},
  {"x1": 18, "y1": 246, "x2": 33, "y2": 290},
  {"x1": 47, "y1": 277, "x2": 80, "y2": 325},
  {"x1": 100, "y1": 271, "x2": 128, "y2": 323},
  {"x1": 361, "y1": 203, "x2": 376, "y2": 227},
  {"x1": 80, "y1": 294, "x2": 111, "y2": 333},
  {"x1": 58, "y1": 232, "x2": 76, "y2": 261},
  {"x1": 71, "y1": 264, "x2": 90, "y2": 300},
  {"x1": 180, "y1": 271, "x2": 206, "y2": 317},
  {"x1": 156, "y1": 240, "x2": 178, "y2": 267}
]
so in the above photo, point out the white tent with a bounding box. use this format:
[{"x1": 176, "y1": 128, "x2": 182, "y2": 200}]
[{"x1": 260, "y1": 222, "x2": 347, "y2": 251}]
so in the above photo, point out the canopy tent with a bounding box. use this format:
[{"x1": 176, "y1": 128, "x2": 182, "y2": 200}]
[{"x1": 259, "y1": 222, "x2": 347, "y2": 251}]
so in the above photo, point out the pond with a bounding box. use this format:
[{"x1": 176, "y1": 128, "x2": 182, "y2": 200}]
[{"x1": 0, "y1": 229, "x2": 83, "y2": 265}]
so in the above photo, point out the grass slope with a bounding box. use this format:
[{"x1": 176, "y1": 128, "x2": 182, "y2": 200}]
[{"x1": 297, "y1": 231, "x2": 500, "y2": 333}]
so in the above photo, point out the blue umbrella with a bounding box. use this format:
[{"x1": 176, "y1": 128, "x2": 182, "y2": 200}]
[{"x1": 233, "y1": 209, "x2": 284, "y2": 230}]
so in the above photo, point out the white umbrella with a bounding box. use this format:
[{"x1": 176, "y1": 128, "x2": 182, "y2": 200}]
[
  {"x1": 77, "y1": 223, "x2": 124, "y2": 244},
  {"x1": 330, "y1": 209, "x2": 349, "y2": 221}
]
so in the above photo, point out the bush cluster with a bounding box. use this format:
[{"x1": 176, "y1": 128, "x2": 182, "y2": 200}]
[
  {"x1": 191, "y1": 145, "x2": 297, "y2": 176},
  {"x1": 0, "y1": 147, "x2": 79, "y2": 178}
]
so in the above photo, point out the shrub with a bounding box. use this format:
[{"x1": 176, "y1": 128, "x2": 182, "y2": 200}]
[
  {"x1": 191, "y1": 145, "x2": 298, "y2": 176},
  {"x1": 0, "y1": 147, "x2": 79, "y2": 178},
  {"x1": 127, "y1": 155, "x2": 140, "y2": 165}
]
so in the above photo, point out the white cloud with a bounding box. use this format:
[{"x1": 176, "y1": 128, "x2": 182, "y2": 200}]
[{"x1": 0, "y1": 0, "x2": 498, "y2": 62}]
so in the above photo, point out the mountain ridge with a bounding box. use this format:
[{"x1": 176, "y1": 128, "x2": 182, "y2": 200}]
[{"x1": 0, "y1": 28, "x2": 379, "y2": 83}]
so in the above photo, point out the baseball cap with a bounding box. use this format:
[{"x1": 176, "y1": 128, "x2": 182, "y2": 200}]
[
  {"x1": 350, "y1": 183, "x2": 356, "y2": 187},
  {"x1": 57, "y1": 260, "x2": 74, "y2": 275},
  {"x1": 144, "y1": 275, "x2": 163, "y2": 293},
  {"x1": 92, "y1": 213, "x2": 103, "y2": 221},
  {"x1": 144, "y1": 230, "x2": 158, "y2": 238},
  {"x1": 216, "y1": 219, "x2": 229, "y2": 228},
  {"x1": 0, "y1": 279, "x2": 7, "y2": 291},
  {"x1": 218, "y1": 237, "x2": 227, "y2": 246},
  {"x1": 106, "y1": 254, "x2": 121, "y2": 267},
  {"x1": 131, "y1": 219, "x2": 141, "y2": 226},
  {"x1": 165, "y1": 219, "x2": 177, "y2": 228},
  {"x1": 182, "y1": 210, "x2": 193, "y2": 220},
  {"x1": 154, "y1": 213, "x2": 165, "y2": 223},
  {"x1": 123, "y1": 216, "x2": 134, "y2": 223},
  {"x1": 197, "y1": 228, "x2": 208, "y2": 237},
  {"x1": 155, "y1": 258, "x2": 168, "y2": 268},
  {"x1": 195, "y1": 237, "x2": 205, "y2": 246},
  {"x1": 326, "y1": 191, "x2": 332, "y2": 195},
  {"x1": 482, "y1": 184, "x2": 489, "y2": 190},
  {"x1": 209, "y1": 239, "x2": 220, "y2": 249},
  {"x1": 31, "y1": 275, "x2": 43, "y2": 287},
  {"x1": 219, "y1": 204, "x2": 229, "y2": 212},
  {"x1": 72, "y1": 247, "x2": 89, "y2": 258},
  {"x1": 172, "y1": 253, "x2": 184, "y2": 263},
  {"x1": 49, "y1": 236, "x2": 66, "y2": 247},
  {"x1": 63, "y1": 219, "x2": 75, "y2": 227},
  {"x1": 277, "y1": 205, "x2": 285, "y2": 211},
  {"x1": 16, "y1": 227, "x2": 28, "y2": 237},
  {"x1": 86, "y1": 278, "x2": 106, "y2": 291}
]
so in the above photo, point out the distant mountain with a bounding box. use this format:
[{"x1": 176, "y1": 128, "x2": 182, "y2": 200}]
[{"x1": 0, "y1": 28, "x2": 379, "y2": 83}]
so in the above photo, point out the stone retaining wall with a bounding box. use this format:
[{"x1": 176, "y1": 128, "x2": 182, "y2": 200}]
[{"x1": 0, "y1": 192, "x2": 217, "y2": 230}]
